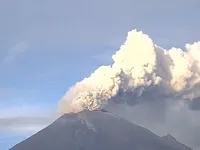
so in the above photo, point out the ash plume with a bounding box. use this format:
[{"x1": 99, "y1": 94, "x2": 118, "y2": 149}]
[{"x1": 58, "y1": 29, "x2": 200, "y2": 114}]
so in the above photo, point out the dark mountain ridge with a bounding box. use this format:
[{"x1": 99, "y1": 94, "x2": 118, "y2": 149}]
[{"x1": 10, "y1": 109, "x2": 192, "y2": 150}]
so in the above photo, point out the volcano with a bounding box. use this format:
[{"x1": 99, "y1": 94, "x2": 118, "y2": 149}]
[{"x1": 10, "y1": 110, "x2": 192, "y2": 150}]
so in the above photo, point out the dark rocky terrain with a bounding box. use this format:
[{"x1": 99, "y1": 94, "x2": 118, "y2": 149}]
[{"x1": 10, "y1": 110, "x2": 192, "y2": 150}]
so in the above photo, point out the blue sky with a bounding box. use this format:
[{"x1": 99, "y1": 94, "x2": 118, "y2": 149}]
[{"x1": 1, "y1": 0, "x2": 200, "y2": 149}]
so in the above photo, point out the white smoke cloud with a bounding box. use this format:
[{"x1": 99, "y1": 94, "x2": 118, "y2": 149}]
[
  {"x1": 2, "y1": 41, "x2": 28, "y2": 65},
  {"x1": 105, "y1": 99, "x2": 200, "y2": 149},
  {"x1": 58, "y1": 29, "x2": 200, "y2": 114}
]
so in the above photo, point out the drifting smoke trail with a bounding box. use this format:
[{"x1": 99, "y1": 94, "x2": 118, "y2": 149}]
[{"x1": 58, "y1": 29, "x2": 200, "y2": 114}]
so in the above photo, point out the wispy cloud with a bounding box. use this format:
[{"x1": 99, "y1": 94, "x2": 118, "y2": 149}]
[
  {"x1": 2, "y1": 41, "x2": 28, "y2": 65},
  {"x1": 0, "y1": 116, "x2": 54, "y2": 135},
  {"x1": 0, "y1": 103, "x2": 56, "y2": 137},
  {"x1": 0, "y1": 89, "x2": 56, "y2": 135}
]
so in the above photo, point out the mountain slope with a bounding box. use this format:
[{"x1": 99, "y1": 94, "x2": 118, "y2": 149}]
[{"x1": 10, "y1": 110, "x2": 192, "y2": 150}]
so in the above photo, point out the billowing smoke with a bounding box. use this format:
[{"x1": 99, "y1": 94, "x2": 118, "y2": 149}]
[{"x1": 58, "y1": 29, "x2": 200, "y2": 115}]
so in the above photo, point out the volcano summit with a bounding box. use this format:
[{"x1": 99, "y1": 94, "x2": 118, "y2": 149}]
[{"x1": 10, "y1": 110, "x2": 192, "y2": 150}]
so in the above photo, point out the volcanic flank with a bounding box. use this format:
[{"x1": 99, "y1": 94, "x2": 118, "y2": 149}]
[
  {"x1": 9, "y1": 29, "x2": 199, "y2": 149},
  {"x1": 10, "y1": 110, "x2": 192, "y2": 150}
]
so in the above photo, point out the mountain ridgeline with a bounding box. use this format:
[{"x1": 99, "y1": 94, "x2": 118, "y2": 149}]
[{"x1": 10, "y1": 110, "x2": 192, "y2": 150}]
